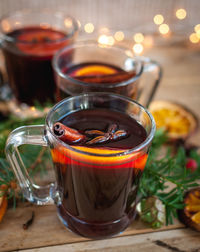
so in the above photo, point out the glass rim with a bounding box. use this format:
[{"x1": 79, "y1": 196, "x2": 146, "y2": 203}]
[
  {"x1": 0, "y1": 9, "x2": 79, "y2": 44},
  {"x1": 46, "y1": 92, "x2": 156, "y2": 157},
  {"x1": 52, "y1": 40, "x2": 144, "y2": 88}
]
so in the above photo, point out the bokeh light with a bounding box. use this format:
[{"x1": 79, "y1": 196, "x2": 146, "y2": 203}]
[
  {"x1": 154, "y1": 14, "x2": 164, "y2": 25},
  {"x1": 98, "y1": 35, "x2": 114, "y2": 45},
  {"x1": 64, "y1": 18, "x2": 73, "y2": 28},
  {"x1": 133, "y1": 43, "x2": 143, "y2": 54},
  {"x1": 114, "y1": 31, "x2": 124, "y2": 41},
  {"x1": 176, "y1": 8, "x2": 187, "y2": 20},
  {"x1": 159, "y1": 24, "x2": 170, "y2": 35},
  {"x1": 133, "y1": 33, "x2": 144, "y2": 43},
  {"x1": 189, "y1": 33, "x2": 199, "y2": 43},
  {"x1": 194, "y1": 24, "x2": 200, "y2": 33},
  {"x1": 84, "y1": 23, "x2": 94, "y2": 33}
]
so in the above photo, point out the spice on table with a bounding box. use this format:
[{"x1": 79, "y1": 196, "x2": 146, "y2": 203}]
[{"x1": 23, "y1": 211, "x2": 35, "y2": 230}]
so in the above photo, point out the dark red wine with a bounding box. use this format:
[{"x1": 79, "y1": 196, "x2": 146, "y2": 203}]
[
  {"x1": 56, "y1": 62, "x2": 137, "y2": 101},
  {"x1": 2, "y1": 26, "x2": 71, "y2": 105},
  {"x1": 51, "y1": 109, "x2": 147, "y2": 238}
]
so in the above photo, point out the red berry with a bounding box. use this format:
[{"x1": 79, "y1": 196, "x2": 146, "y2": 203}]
[{"x1": 186, "y1": 159, "x2": 198, "y2": 172}]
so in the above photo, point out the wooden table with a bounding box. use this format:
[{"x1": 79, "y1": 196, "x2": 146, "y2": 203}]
[{"x1": 0, "y1": 42, "x2": 200, "y2": 251}]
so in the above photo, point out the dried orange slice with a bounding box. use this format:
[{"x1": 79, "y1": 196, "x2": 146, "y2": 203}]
[
  {"x1": 149, "y1": 101, "x2": 198, "y2": 140},
  {"x1": 0, "y1": 195, "x2": 8, "y2": 223},
  {"x1": 178, "y1": 188, "x2": 200, "y2": 231}
]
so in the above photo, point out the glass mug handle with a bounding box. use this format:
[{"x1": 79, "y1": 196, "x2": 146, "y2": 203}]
[
  {"x1": 5, "y1": 125, "x2": 56, "y2": 205},
  {"x1": 137, "y1": 57, "x2": 162, "y2": 108}
]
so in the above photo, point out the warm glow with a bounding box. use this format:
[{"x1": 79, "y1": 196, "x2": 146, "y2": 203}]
[
  {"x1": 98, "y1": 35, "x2": 109, "y2": 44},
  {"x1": 194, "y1": 24, "x2": 200, "y2": 33},
  {"x1": 189, "y1": 33, "x2": 199, "y2": 43},
  {"x1": 107, "y1": 36, "x2": 115, "y2": 45},
  {"x1": 133, "y1": 33, "x2": 144, "y2": 43},
  {"x1": 98, "y1": 35, "x2": 114, "y2": 45},
  {"x1": 133, "y1": 43, "x2": 143, "y2": 54},
  {"x1": 196, "y1": 30, "x2": 200, "y2": 39},
  {"x1": 159, "y1": 24, "x2": 170, "y2": 35},
  {"x1": 64, "y1": 18, "x2": 73, "y2": 28},
  {"x1": 84, "y1": 23, "x2": 94, "y2": 33},
  {"x1": 154, "y1": 14, "x2": 164, "y2": 25},
  {"x1": 30, "y1": 106, "x2": 36, "y2": 111},
  {"x1": 114, "y1": 31, "x2": 124, "y2": 41},
  {"x1": 143, "y1": 35, "x2": 154, "y2": 48},
  {"x1": 176, "y1": 8, "x2": 187, "y2": 20}
]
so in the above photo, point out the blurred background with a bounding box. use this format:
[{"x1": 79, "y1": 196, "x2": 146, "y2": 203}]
[{"x1": 0, "y1": 0, "x2": 199, "y2": 39}]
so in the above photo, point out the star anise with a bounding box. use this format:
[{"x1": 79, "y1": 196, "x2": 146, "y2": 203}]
[{"x1": 85, "y1": 124, "x2": 128, "y2": 145}]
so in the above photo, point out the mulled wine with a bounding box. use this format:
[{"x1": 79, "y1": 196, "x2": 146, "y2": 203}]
[
  {"x1": 55, "y1": 61, "x2": 137, "y2": 101},
  {"x1": 51, "y1": 108, "x2": 147, "y2": 238},
  {"x1": 2, "y1": 26, "x2": 72, "y2": 105}
]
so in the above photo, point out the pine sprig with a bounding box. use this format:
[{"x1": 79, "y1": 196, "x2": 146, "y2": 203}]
[{"x1": 139, "y1": 130, "x2": 200, "y2": 225}]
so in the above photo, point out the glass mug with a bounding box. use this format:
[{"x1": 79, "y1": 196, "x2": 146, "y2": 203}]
[
  {"x1": 53, "y1": 41, "x2": 162, "y2": 108},
  {"x1": 5, "y1": 93, "x2": 156, "y2": 239},
  {"x1": 0, "y1": 9, "x2": 79, "y2": 105}
]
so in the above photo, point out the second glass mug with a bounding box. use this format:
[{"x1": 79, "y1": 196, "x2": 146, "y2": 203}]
[
  {"x1": 0, "y1": 9, "x2": 79, "y2": 105},
  {"x1": 5, "y1": 93, "x2": 156, "y2": 239},
  {"x1": 53, "y1": 41, "x2": 162, "y2": 108}
]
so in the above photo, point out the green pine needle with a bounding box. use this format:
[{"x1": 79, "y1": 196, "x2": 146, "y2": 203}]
[{"x1": 139, "y1": 129, "x2": 200, "y2": 225}]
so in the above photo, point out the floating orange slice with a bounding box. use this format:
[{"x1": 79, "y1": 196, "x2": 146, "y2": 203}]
[
  {"x1": 51, "y1": 146, "x2": 147, "y2": 170},
  {"x1": 149, "y1": 101, "x2": 198, "y2": 140},
  {"x1": 71, "y1": 64, "x2": 117, "y2": 77}
]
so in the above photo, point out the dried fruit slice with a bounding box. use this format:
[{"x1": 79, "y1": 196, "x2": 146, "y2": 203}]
[
  {"x1": 149, "y1": 100, "x2": 198, "y2": 141},
  {"x1": 0, "y1": 195, "x2": 8, "y2": 223},
  {"x1": 178, "y1": 188, "x2": 200, "y2": 231}
]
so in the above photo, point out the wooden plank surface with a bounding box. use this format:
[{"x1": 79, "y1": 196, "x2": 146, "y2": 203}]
[
  {"x1": 0, "y1": 202, "x2": 184, "y2": 252},
  {"x1": 0, "y1": 43, "x2": 200, "y2": 251}
]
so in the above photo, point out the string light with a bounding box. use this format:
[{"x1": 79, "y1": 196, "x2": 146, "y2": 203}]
[
  {"x1": 84, "y1": 23, "x2": 94, "y2": 33},
  {"x1": 133, "y1": 33, "x2": 144, "y2": 43},
  {"x1": 98, "y1": 35, "x2": 114, "y2": 45},
  {"x1": 154, "y1": 14, "x2": 164, "y2": 25},
  {"x1": 114, "y1": 31, "x2": 124, "y2": 41},
  {"x1": 194, "y1": 24, "x2": 200, "y2": 33},
  {"x1": 133, "y1": 43, "x2": 143, "y2": 54},
  {"x1": 189, "y1": 33, "x2": 199, "y2": 43},
  {"x1": 176, "y1": 8, "x2": 187, "y2": 20},
  {"x1": 159, "y1": 24, "x2": 170, "y2": 35},
  {"x1": 107, "y1": 36, "x2": 115, "y2": 45}
]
